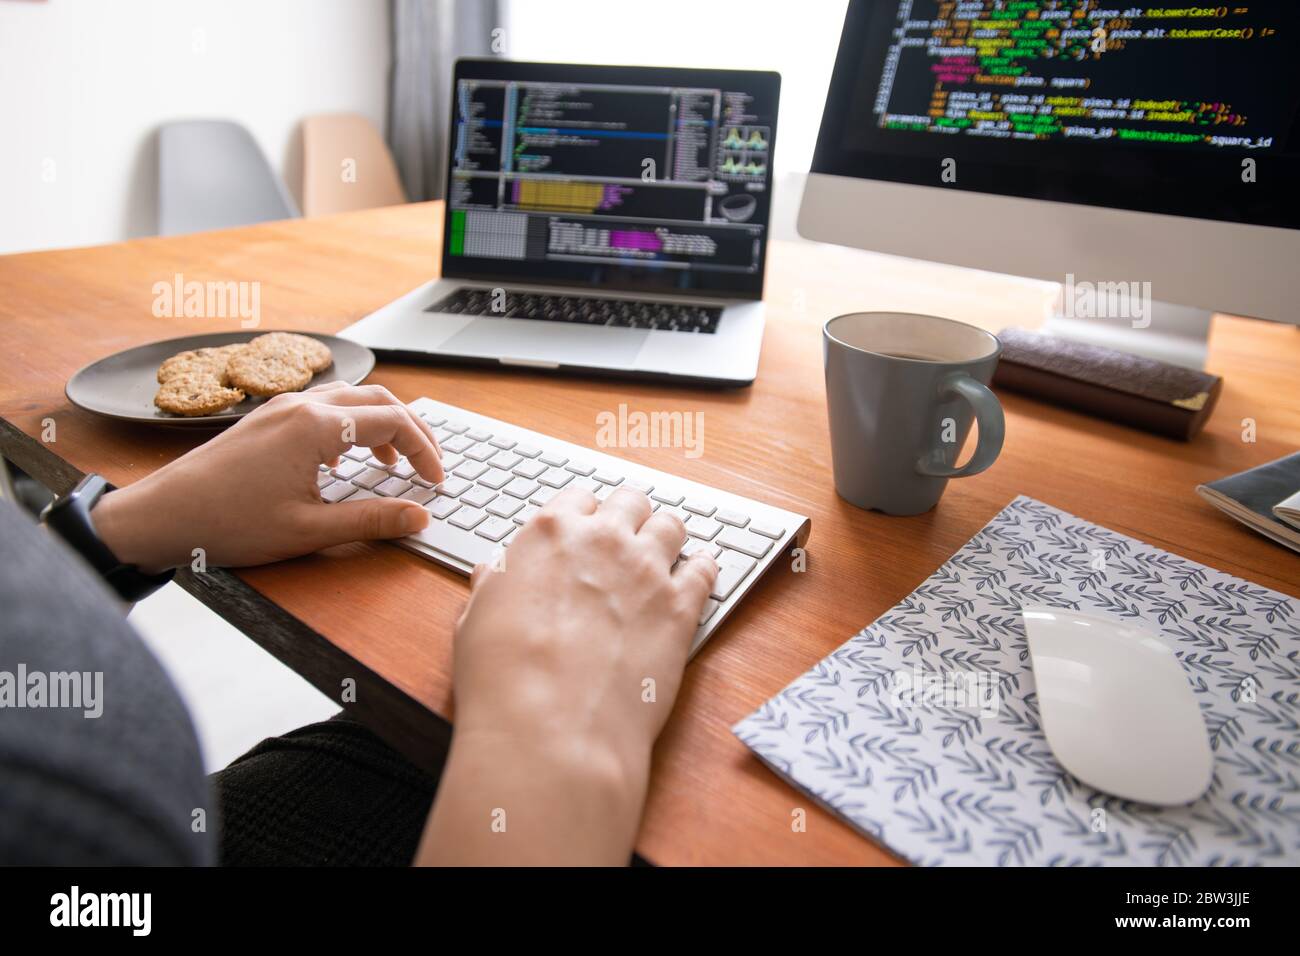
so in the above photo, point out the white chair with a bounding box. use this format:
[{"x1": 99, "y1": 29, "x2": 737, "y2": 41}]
[{"x1": 157, "y1": 119, "x2": 299, "y2": 235}]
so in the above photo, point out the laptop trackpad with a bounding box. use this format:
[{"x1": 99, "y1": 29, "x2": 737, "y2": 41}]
[{"x1": 437, "y1": 318, "x2": 649, "y2": 368}]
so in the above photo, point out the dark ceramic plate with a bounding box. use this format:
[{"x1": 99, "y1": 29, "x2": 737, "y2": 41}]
[{"x1": 66, "y1": 331, "x2": 375, "y2": 428}]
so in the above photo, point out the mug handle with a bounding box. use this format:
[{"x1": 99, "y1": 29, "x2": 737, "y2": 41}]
[{"x1": 915, "y1": 374, "x2": 1005, "y2": 479}]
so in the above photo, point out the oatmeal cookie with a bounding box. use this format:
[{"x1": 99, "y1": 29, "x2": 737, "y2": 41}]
[
  {"x1": 154, "y1": 372, "x2": 246, "y2": 416},
  {"x1": 226, "y1": 349, "x2": 313, "y2": 397},
  {"x1": 248, "y1": 332, "x2": 333, "y2": 374}
]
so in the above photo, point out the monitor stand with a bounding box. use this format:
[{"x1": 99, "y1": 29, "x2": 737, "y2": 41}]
[{"x1": 1042, "y1": 293, "x2": 1213, "y2": 370}]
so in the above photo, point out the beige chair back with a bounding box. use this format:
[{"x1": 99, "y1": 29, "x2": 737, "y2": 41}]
[{"x1": 302, "y1": 113, "x2": 407, "y2": 216}]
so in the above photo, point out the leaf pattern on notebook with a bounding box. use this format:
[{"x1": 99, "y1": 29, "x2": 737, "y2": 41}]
[{"x1": 733, "y1": 496, "x2": 1300, "y2": 866}]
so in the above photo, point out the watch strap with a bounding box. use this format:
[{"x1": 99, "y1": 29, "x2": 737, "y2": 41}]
[{"x1": 41, "y1": 474, "x2": 175, "y2": 603}]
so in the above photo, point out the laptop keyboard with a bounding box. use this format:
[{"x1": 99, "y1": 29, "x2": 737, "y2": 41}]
[
  {"x1": 318, "y1": 397, "x2": 810, "y2": 657},
  {"x1": 427, "y1": 287, "x2": 722, "y2": 333}
]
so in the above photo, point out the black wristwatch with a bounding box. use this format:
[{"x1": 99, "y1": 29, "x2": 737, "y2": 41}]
[{"x1": 41, "y1": 473, "x2": 175, "y2": 603}]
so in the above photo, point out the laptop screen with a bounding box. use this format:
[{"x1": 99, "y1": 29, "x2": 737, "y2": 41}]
[{"x1": 442, "y1": 60, "x2": 780, "y2": 299}]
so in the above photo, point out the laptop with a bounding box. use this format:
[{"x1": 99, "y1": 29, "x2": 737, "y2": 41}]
[{"x1": 339, "y1": 59, "x2": 781, "y2": 387}]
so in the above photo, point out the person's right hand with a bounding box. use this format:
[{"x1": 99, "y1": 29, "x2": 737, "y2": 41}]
[
  {"x1": 92, "y1": 382, "x2": 443, "y2": 572},
  {"x1": 418, "y1": 485, "x2": 719, "y2": 866}
]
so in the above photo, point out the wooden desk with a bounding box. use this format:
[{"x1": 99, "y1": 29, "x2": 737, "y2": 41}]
[{"x1": 2, "y1": 202, "x2": 1298, "y2": 865}]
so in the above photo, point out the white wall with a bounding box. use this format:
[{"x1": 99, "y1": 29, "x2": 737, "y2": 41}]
[{"x1": 0, "y1": 0, "x2": 391, "y2": 255}]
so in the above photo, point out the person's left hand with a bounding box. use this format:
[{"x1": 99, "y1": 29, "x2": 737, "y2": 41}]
[{"x1": 91, "y1": 383, "x2": 444, "y2": 572}]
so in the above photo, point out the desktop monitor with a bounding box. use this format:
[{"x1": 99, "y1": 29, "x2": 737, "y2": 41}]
[{"x1": 799, "y1": 0, "x2": 1300, "y2": 368}]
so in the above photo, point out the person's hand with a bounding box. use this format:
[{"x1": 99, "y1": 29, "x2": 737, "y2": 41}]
[
  {"x1": 417, "y1": 485, "x2": 719, "y2": 866},
  {"x1": 92, "y1": 382, "x2": 443, "y2": 571}
]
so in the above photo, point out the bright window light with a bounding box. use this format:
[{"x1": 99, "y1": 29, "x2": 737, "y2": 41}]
[{"x1": 503, "y1": 0, "x2": 849, "y2": 175}]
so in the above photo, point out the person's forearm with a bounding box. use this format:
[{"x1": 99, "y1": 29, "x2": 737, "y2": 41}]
[
  {"x1": 91, "y1": 483, "x2": 180, "y2": 574},
  {"x1": 415, "y1": 726, "x2": 649, "y2": 866}
]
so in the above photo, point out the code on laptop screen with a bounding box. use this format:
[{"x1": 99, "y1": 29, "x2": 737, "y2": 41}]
[{"x1": 443, "y1": 62, "x2": 780, "y2": 296}]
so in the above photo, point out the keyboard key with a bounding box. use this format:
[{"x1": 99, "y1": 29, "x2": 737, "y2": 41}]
[
  {"x1": 353, "y1": 467, "x2": 390, "y2": 490},
  {"x1": 420, "y1": 413, "x2": 446, "y2": 427},
  {"x1": 715, "y1": 508, "x2": 749, "y2": 528},
  {"x1": 475, "y1": 516, "x2": 515, "y2": 542},
  {"x1": 364, "y1": 456, "x2": 389, "y2": 470},
  {"x1": 685, "y1": 515, "x2": 721, "y2": 540},
  {"x1": 488, "y1": 451, "x2": 522, "y2": 471},
  {"x1": 719, "y1": 548, "x2": 758, "y2": 569},
  {"x1": 565, "y1": 461, "x2": 596, "y2": 476},
  {"x1": 389, "y1": 459, "x2": 417, "y2": 480},
  {"x1": 438, "y1": 453, "x2": 464, "y2": 474},
  {"x1": 442, "y1": 435, "x2": 473, "y2": 454},
  {"x1": 479, "y1": 468, "x2": 513, "y2": 490},
  {"x1": 593, "y1": 470, "x2": 623, "y2": 486},
  {"x1": 464, "y1": 443, "x2": 496, "y2": 462},
  {"x1": 660, "y1": 506, "x2": 691, "y2": 525},
  {"x1": 488, "y1": 435, "x2": 516, "y2": 450},
  {"x1": 486, "y1": 495, "x2": 524, "y2": 518},
  {"x1": 511, "y1": 460, "x2": 547, "y2": 479},
  {"x1": 449, "y1": 506, "x2": 488, "y2": 530},
  {"x1": 624, "y1": 478, "x2": 654, "y2": 495},
  {"x1": 569, "y1": 476, "x2": 600, "y2": 493},
  {"x1": 530, "y1": 486, "x2": 560, "y2": 506},
  {"x1": 460, "y1": 486, "x2": 497, "y2": 509},
  {"x1": 681, "y1": 539, "x2": 722, "y2": 560},
  {"x1": 436, "y1": 476, "x2": 472, "y2": 497},
  {"x1": 538, "y1": 468, "x2": 572, "y2": 489},
  {"x1": 409, "y1": 517, "x2": 499, "y2": 567},
  {"x1": 466, "y1": 428, "x2": 493, "y2": 442},
  {"x1": 400, "y1": 485, "x2": 438, "y2": 505},
  {"x1": 717, "y1": 527, "x2": 773, "y2": 558},
  {"x1": 749, "y1": 520, "x2": 784, "y2": 540},
  {"x1": 539, "y1": 451, "x2": 568, "y2": 467},
  {"x1": 454, "y1": 461, "x2": 489, "y2": 481},
  {"x1": 698, "y1": 599, "x2": 720, "y2": 625},
  {"x1": 711, "y1": 553, "x2": 756, "y2": 601},
  {"x1": 347, "y1": 488, "x2": 379, "y2": 502},
  {"x1": 317, "y1": 471, "x2": 333, "y2": 489},
  {"x1": 515, "y1": 443, "x2": 542, "y2": 458},
  {"x1": 320, "y1": 481, "x2": 357, "y2": 503},
  {"x1": 594, "y1": 485, "x2": 616, "y2": 502},
  {"x1": 343, "y1": 446, "x2": 371, "y2": 461},
  {"x1": 332, "y1": 458, "x2": 366, "y2": 480},
  {"x1": 375, "y1": 477, "x2": 413, "y2": 498},
  {"x1": 513, "y1": 504, "x2": 541, "y2": 525},
  {"x1": 651, "y1": 489, "x2": 684, "y2": 506},
  {"x1": 442, "y1": 422, "x2": 469, "y2": 435},
  {"x1": 504, "y1": 477, "x2": 540, "y2": 499},
  {"x1": 683, "y1": 498, "x2": 716, "y2": 516},
  {"x1": 427, "y1": 496, "x2": 462, "y2": 520}
]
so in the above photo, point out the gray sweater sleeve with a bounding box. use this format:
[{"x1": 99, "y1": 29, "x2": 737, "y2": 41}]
[{"x1": 0, "y1": 499, "x2": 215, "y2": 865}]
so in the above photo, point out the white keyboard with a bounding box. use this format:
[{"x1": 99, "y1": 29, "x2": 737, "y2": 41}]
[{"x1": 319, "y1": 397, "x2": 811, "y2": 657}]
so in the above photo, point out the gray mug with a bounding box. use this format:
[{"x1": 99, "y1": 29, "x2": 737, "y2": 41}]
[{"x1": 823, "y1": 312, "x2": 1004, "y2": 516}]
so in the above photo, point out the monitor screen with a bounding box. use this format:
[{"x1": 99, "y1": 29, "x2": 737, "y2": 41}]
[
  {"x1": 443, "y1": 60, "x2": 781, "y2": 298},
  {"x1": 813, "y1": 1, "x2": 1300, "y2": 230}
]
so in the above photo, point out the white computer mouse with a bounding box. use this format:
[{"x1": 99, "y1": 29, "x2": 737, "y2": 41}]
[{"x1": 1021, "y1": 605, "x2": 1213, "y2": 806}]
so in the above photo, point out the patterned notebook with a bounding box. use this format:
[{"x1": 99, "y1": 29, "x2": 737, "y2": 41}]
[{"x1": 734, "y1": 496, "x2": 1300, "y2": 866}]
